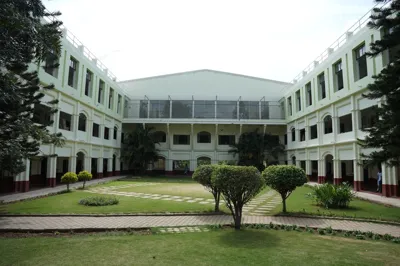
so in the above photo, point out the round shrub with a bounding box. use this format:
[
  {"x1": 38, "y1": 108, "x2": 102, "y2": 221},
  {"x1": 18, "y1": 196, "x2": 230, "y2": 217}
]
[
  {"x1": 78, "y1": 170, "x2": 92, "y2": 189},
  {"x1": 192, "y1": 165, "x2": 221, "y2": 211},
  {"x1": 61, "y1": 172, "x2": 78, "y2": 191},
  {"x1": 79, "y1": 196, "x2": 119, "y2": 206}
]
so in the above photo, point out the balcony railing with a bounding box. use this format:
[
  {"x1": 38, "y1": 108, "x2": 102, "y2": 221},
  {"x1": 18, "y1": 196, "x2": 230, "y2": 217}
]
[{"x1": 124, "y1": 97, "x2": 285, "y2": 120}]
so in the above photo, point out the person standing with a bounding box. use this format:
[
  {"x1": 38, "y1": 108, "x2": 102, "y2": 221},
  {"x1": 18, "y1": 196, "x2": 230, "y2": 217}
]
[
  {"x1": 377, "y1": 169, "x2": 382, "y2": 193},
  {"x1": 184, "y1": 163, "x2": 189, "y2": 175}
]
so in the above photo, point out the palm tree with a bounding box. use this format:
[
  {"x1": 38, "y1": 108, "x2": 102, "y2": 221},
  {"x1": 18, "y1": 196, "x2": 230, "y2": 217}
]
[
  {"x1": 229, "y1": 129, "x2": 284, "y2": 171},
  {"x1": 122, "y1": 124, "x2": 159, "y2": 174}
]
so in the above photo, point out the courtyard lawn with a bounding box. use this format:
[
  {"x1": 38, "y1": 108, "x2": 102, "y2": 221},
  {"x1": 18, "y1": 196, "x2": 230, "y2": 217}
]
[
  {"x1": 1, "y1": 191, "x2": 220, "y2": 214},
  {"x1": 1, "y1": 229, "x2": 399, "y2": 266},
  {"x1": 270, "y1": 186, "x2": 400, "y2": 221}
]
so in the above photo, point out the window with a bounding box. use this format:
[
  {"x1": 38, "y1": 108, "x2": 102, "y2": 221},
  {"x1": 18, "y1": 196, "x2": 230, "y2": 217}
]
[
  {"x1": 98, "y1": 80, "x2": 105, "y2": 104},
  {"x1": 92, "y1": 123, "x2": 100, "y2": 137},
  {"x1": 296, "y1": 90, "x2": 301, "y2": 111},
  {"x1": 334, "y1": 60, "x2": 344, "y2": 91},
  {"x1": 78, "y1": 113, "x2": 86, "y2": 132},
  {"x1": 117, "y1": 95, "x2": 122, "y2": 114},
  {"x1": 113, "y1": 126, "x2": 118, "y2": 140},
  {"x1": 287, "y1": 97, "x2": 293, "y2": 116},
  {"x1": 85, "y1": 70, "x2": 93, "y2": 97},
  {"x1": 218, "y1": 135, "x2": 235, "y2": 145},
  {"x1": 324, "y1": 116, "x2": 333, "y2": 134},
  {"x1": 59, "y1": 111, "x2": 72, "y2": 131},
  {"x1": 284, "y1": 134, "x2": 287, "y2": 145},
  {"x1": 318, "y1": 72, "x2": 326, "y2": 100},
  {"x1": 339, "y1": 114, "x2": 353, "y2": 133},
  {"x1": 355, "y1": 44, "x2": 367, "y2": 80},
  {"x1": 33, "y1": 104, "x2": 52, "y2": 125},
  {"x1": 154, "y1": 131, "x2": 166, "y2": 143},
  {"x1": 104, "y1": 127, "x2": 110, "y2": 139},
  {"x1": 300, "y1": 129, "x2": 306, "y2": 142},
  {"x1": 108, "y1": 88, "x2": 114, "y2": 109},
  {"x1": 310, "y1": 125, "x2": 317, "y2": 139},
  {"x1": 360, "y1": 106, "x2": 378, "y2": 130},
  {"x1": 173, "y1": 135, "x2": 190, "y2": 145},
  {"x1": 197, "y1": 131, "x2": 211, "y2": 143},
  {"x1": 194, "y1": 100, "x2": 215, "y2": 118},
  {"x1": 67, "y1": 57, "x2": 78, "y2": 88},
  {"x1": 291, "y1": 128, "x2": 296, "y2": 141},
  {"x1": 306, "y1": 82, "x2": 312, "y2": 106},
  {"x1": 44, "y1": 52, "x2": 58, "y2": 77}
]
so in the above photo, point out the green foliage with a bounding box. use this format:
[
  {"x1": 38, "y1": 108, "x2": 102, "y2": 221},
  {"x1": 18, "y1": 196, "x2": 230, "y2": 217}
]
[
  {"x1": 192, "y1": 165, "x2": 221, "y2": 212},
  {"x1": 317, "y1": 228, "x2": 325, "y2": 235},
  {"x1": 325, "y1": 226, "x2": 333, "y2": 234},
  {"x1": 309, "y1": 183, "x2": 355, "y2": 209},
  {"x1": 262, "y1": 165, "x2": 307, "y2": 212},
  {"x1": 78, "y1": 170, "x2": 92, "y2": 189},
  {"x1": 79, "y1": 196, "x2": 119, "y2": 206},
  {"x1": 217, "y1": 160, "x2": 236, "y2": 166},
  {"x1": 383, "y1": 233, "x2": 393, "y2": 241},
  {"x1": 360, "y1": 0, "x2": 400, "y2": 166},
  {"x1": 229, "y1": 129, "x2": 284, "y2": 171},
  {"x1": 61, "y1": 172, "x2": 78, "y2": 191},
  {"x1": 356, "y1": 235, "x2": 365, "y2": 240},
  {"x1": 0, "y1": 1, "x2": 64, "y2": 176},
  {"x1": 366, "y1": 231, "x2": 374, "y2": 238},
  {"x1": 212, "y1": 165, "x2": 264, "y2": 229},
  {"x1": 122, "y1": 125, "x2": 159, "y2": 174}
]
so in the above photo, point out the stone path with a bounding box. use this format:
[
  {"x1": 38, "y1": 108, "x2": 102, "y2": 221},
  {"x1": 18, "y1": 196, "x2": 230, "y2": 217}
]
[
  {"x1": 1, "y1": 215, "x2": 399, "y2": 237},
  {"x1": 87, "y1": 184, "x2": 282, "y2": 214},
  {"x1": 0, "y1": 176, "x2": 125, "y2": 203},
  {"x1": 158, "y1": 226, "x2": 210, "y2": 234}
]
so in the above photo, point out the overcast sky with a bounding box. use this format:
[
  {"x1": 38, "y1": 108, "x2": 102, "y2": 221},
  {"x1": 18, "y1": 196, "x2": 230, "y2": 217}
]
[{"x1": 44, "y1": 0, "x2": 375, "y2": 82}]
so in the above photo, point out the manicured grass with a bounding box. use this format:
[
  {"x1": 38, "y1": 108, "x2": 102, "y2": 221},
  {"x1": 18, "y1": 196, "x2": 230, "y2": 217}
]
[
  {"x1": 0, "y1": 229, "x2": 399, "y2": 266},
  {"x1": 270, "y1": 186, "x2": 400, "y2": 221},
  {"x1": 2, "y1": 191, "x2": 219, "y2": 214}
]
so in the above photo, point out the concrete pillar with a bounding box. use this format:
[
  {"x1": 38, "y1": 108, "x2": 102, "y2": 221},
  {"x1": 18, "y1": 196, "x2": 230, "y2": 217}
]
[
  {"x1": 381, "y1": 163, "x2": 390, "y2": 197},
  {"x1": 333, "y1": 159, "x2": 342, "y2": 185},
  {"x1": 107, "y1": 158, "x2": 113, "y2": 177},
  {"x1": 97, "y1": 157, "x2": 103, "y2": 178},
  {"x1": 305, "y1": 160, "x2": 312, "y2": 181},
  {"x1": 115, "y1": 156, "x2": 121, "y2": 176},
  {"x1": 46, "y1": 156, "x2": 57, "y2": 187},
  {"x1": 68, "y1": 156, "x2": 77, "y2": 173},
  {"x1": 392, "y1": 167, "x2": 399, "y2": 197},
  {"x1": 353, "y1": 160, "x2": 362, "y2": 191},
  {"x1": 332, "y1": 116, "x2": 338, "y2": 142},
  {"x1": 318, "y1": 158, "x2": 325, "y2": 184},
  {"x1": 84, "y1": 156, "x2": 91, "y2": 172},
  {"x1": 295, "y1": 160, "x2": 301, "y2": 168},
  {"x1": 15, "y1": 159, "x2": 30, "y2": 192}
]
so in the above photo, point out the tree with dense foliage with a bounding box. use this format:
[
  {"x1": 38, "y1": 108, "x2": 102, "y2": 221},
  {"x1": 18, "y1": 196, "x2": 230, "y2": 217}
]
[
  {"x1": 229, "y1": 129, "x2": 284, "y2": 171},
  {"x1": 212, "y1": 165, "x2": 264, "y2": 229},
  {"x1": 61, "y1": 172, "x2": 78, "y2": 192},
  {"x1": 122, "y1": 124, "x2": 159, "y2": 174},
  {"x1": 360, "y1": 0, "x2": 400, "y2": 166},
  {"x1": 78, "y1": 170, "x2": 92, "y2": 189},
  {"x1": 0, "y1": 0, "x2": 64, "y2": 178},
  {"x1": 262, "y1": 165, "x2": 307, "y2": 213},
  {"x1": 192, "y1": 165, "x2": 221, "y2": 212}
]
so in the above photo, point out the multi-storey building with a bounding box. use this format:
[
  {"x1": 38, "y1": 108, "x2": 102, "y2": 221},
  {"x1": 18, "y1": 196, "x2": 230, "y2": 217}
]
[{"x1": 2, "y1": 3, "x2": 399, "y2": 197}]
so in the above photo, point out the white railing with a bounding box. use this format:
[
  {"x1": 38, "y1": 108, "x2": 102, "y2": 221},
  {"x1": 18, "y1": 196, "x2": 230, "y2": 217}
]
[
  {"x1": 283, "y1": 1, "x2": 390, "y2": 91},
  {"x1": 43, "y1": 10, "x2": 118, "y2": 82}
]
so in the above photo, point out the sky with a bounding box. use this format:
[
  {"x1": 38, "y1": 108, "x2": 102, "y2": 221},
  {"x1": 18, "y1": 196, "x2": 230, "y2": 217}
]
[{"x1": 44, "y1": 0, "x2": 375, "y2": 83}]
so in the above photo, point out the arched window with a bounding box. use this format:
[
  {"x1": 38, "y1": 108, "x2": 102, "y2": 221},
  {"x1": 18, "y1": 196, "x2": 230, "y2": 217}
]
[
  {"x1": 113, "y1": 126, "x2": 118, "y2": 140},
  {"x1": 324, "y1": 115, "x2": 333, "y2": 134},
  {"x1": 78, "y1": 113, "x2": 87, "y2": 132},
  {"x1": 197, "y1": 131, "x2": 211, "y2": 143},
  {"x1": 292, "y1": 156, "x2": 296, "y2": 166},
  {"x1": 291, "y1": 128, "x2": 296, "y2": 141},
  {"x1": 153, "y1": 131, "x2": 166, "y2": 143},
  {"x1": 197, "y1": 157, "x2": 211, "y2": 166}
]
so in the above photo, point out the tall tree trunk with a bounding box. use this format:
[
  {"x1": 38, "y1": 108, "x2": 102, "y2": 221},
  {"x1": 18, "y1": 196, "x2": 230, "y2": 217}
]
[
  {"x1": 67, "y1": 183, "x2": 70, "y2": 192},
  {"x1": 83, "y1": 180, "x2": 86, "y2": 189},
  {"x1": 234, "y1": 204, "x2": 242, "y2": 230},
  {"x1": 281, "y1": 193, "x2": 286, "y2": 213},
  {"x1": 214, "y1": 192, "x2": 220, "y2": 212}
]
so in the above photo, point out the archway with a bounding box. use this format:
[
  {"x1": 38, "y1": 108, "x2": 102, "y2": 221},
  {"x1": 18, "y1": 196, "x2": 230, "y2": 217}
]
[
  {"x1": 324, "y1": 115, "x2": 333, "y2": 134},
  {"x1": 197, "y1": 156, "x2": 211, "y2": 167},
  {"x1": 76, "y1": 152, "x2": 85, "y2": 173},
  {"x1": 325, "y1": 154, "x2": 334, "y2": 183},
  {"x1": 292, "y1": 156, "x2": 296, "y2": 166}
]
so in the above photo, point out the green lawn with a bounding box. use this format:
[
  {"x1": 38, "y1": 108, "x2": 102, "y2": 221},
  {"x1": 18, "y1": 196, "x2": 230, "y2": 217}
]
[
  {"x1": 1, "y1": 191, "x2": 219, "y2": 214},
  {"x1": 271, "y1": 186, "x2": 400, "y2": 221},
  {"x1": 1, "y1": 229, "x2": 399, "y2": 266}
]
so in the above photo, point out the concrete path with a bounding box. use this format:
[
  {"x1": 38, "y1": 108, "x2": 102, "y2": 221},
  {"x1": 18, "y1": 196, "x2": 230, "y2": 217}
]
[
  {"x1": 308, "y1": 182, "x2": 400, "y2": 208},
  {"x1": 0, "y1": 215, "x2": 399, "y2": 236},
  {"x1": 0, "y1": 176, "x2": 125, "y2": 203}
]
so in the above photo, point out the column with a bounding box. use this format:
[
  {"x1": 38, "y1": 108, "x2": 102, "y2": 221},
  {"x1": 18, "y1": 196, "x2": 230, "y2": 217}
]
[
  {"x1": 115, "y1": 156, "x2": 121, "y2": 176},
  {"x1": 353, "y1": 159, "x2": 362, "y2": 191},
  {"x1": 333, "y1": 159, "x2": 342, "y2": 185},
  {"x1": 15, "y1": 159, "x2": 30, "y2": 192},
  {"x1": 381, "y1": 163, "x2": 390, "y2": 197},
  {"x1": 84, "y1": 156, "x2": 91, "y2": 172},
  {"x1": 305, "y1": 160, "x2": 312, "y2": 181},
  {"x1": 73, "y1": 114, "x2": 79, "y2": 140},
  {"x1": 295, "y1": 160, "x2": 301, "y2": 168},
  {"x1": 391, "y1": 167, "x2": 399, "y2": 197},
  {"x1": 318, "y1": 158, "x2": 325, "y2": 184},
  {"x1": 107, "y1": 158, "x2": 113, "y2": 177},
  {"x1": 46, "y1": 156, "x2": 57, "y2": 187},
  {"x1": 97, "y1": 157, "x2": 103, "y2": 178},
  {"x1": 68, "y1": 156, "x2": 77, "y2": 173},
  {"x1": 332, "y1": 116, "x2": 338, "y2": 142}
]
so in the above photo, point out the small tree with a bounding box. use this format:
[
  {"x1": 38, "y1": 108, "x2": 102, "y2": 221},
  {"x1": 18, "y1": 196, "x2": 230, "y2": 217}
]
[
  {"x1": 61, "y1": 172, "x2": 78, "y2": 192},
  {"x1": 192, "y1": 165, "x2": 221, "y2": 212},
  {"x1": 78, "y1": 170, "x2": 92, "y2": 189},
  {"x1": 212, "y1": 165, "x2": 264, "y2": 230},
  {"x1": 262, "y1": 165, "x2": 307, "y2": 213}
]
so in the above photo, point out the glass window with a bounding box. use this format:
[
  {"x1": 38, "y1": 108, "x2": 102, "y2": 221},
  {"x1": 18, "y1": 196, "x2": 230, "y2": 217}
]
[
  {"x1": 194, "y1": 100, "x2": 215, "y2": 118},
  {"x1": 149, "y1": 100, "x2": 170, "y2": 118},
  {"x1": 197, "y1": 131, "x2": 211, "y2": 143},
  {"x1": 172, "y1": 100, "x2": 192, "y2": 118},
  {"x1": 218, "y1": 135, "x2": 235, "y2": 145},
  {"x1": 173, "y1": 135, "x2": 190, "y2": 145},
  {"x1": 216, "y1": 101, "x2": 237, "y2": 119}
]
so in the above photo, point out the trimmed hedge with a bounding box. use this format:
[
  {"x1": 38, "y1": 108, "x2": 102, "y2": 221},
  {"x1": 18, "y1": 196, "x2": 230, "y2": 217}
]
[
  {"x1": 79, "y1": 196, "x2": 119, "y2": 206},
  {"x1": 192, "y1": 165, "x2": 221, "y2": 211},
  {"x1": 61, "y1": 172, "x2": 78, "y2": 191},
  {"x1": 78, "y1": 170, "x2": 92, "y2": 189}
]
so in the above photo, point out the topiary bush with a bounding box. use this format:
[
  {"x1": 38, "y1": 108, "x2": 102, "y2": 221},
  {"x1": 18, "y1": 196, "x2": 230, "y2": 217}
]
[
  {"x1": 192, "y1": 165, "x2": 221, "y2": 212},
  {"x1": 262, "y1": 165, "x2": 307, "y2": 213},
  {"x1": 212, "y1": 165, "x2": 264, "y2": 230},
  {"x1": 79, "y1": 196, "x2": 119, "y2": 206},
  {"x1": 61, "y1": 172, "x2": 78, "y2": 191},
  {"x1": 78, "y1": 170, "x2": 92, "y2": 189},
  {"x1": 309, "y1": 182, "x2": 355, "y2": 209}
]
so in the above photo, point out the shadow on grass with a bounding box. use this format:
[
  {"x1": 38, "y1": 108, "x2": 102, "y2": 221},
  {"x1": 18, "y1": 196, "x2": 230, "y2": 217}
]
[
  {"x1": 218, "y1": 229, "x2": 280, "y2": 249},
  {"x1": 119, "y1": 176, "x2": 195, "y2": 184}
]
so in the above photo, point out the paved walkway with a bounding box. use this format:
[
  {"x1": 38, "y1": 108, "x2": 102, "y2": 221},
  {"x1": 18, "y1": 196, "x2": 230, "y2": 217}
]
[
  {"x1": 308, "y1": 182, "x2": 400, "y2": 207},
  {"x1": 1, "y1": 215, "x2": 399, "y2": 236},
  {"x1": 0, "y1": 176, "x2": 124, "y2": 203}
]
